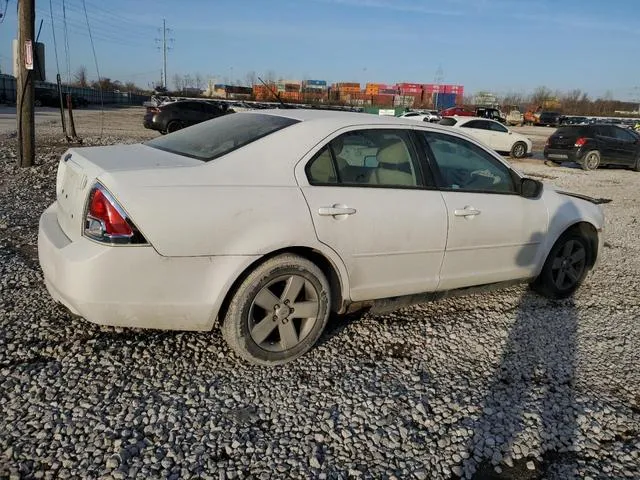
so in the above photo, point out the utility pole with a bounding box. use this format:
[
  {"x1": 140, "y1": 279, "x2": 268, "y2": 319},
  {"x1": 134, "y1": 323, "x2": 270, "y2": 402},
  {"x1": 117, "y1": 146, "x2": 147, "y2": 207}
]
[
  {"x1": 155, "y1": 19, "x2": 173, "y2": 90},
  {"x1": 17, "y1": 0, "x2": 35, "y2": 167}
]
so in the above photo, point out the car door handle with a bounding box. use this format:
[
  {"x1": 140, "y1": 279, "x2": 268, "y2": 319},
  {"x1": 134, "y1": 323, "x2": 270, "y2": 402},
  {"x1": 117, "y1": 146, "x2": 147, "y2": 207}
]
[
  {"x1": 318, "y1": 205, "x2": 357, "y2": 217},
  {"x1": 454, "y1": 206, "x2": 481, "y2": 217}
]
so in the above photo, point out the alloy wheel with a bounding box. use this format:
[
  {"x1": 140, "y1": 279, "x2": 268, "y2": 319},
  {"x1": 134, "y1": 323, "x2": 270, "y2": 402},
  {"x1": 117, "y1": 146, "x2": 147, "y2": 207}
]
[
  {"x1": 550, "y1": 240, "x2": 587, "y2": 290},
  {"x1": 248, "y1": 274, "x2": 320, "y2": 352}
]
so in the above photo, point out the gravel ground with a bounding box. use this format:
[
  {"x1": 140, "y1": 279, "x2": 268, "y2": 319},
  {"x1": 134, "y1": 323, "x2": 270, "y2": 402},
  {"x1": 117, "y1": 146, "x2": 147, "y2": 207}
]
[{"x1": 0, "y1": 110, "x2": 639, "y2": 479}]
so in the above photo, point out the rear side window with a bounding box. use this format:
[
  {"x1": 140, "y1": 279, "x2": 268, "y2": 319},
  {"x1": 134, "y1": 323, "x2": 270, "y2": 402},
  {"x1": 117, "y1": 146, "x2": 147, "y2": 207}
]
[
  {"x1": 439, "y1": 118, "x2": 457, "y2": 126},
  {"x1": 306, "y1": 129, "x2": 426, "y2": 188},
  {"x1": 145, "y1": 113, "x2": 299, "y2": 161},
  {"x1": 555, "y1": 126, "x2": 589, "y2": 137}
]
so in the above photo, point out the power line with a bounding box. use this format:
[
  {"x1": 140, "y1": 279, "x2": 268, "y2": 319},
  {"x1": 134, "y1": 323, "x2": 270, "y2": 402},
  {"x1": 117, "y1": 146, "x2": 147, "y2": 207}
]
[
  {"x1": 82, "y1": 0, "x2": 104, "y2": 137},
  {"x1": 38, "y1": 8, "x2": 151, "y2": 46},
  {"x1": 48, "y1": 0, "x2": 61, "y2": 76},
  {"x1": 61, "y1": 0, "x2": 72, "y2": 85}
]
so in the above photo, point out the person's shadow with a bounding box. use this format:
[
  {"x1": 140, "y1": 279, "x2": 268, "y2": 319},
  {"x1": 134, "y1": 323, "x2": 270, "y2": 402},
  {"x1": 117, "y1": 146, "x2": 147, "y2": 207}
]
[{"x1": 459, "y1": 199, "x2": 592, "y2": 479}]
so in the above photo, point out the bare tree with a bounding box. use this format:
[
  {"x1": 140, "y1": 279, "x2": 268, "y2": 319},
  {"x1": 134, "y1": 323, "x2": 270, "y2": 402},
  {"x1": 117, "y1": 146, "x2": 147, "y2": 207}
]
[
  {"x1": 530, "y1": 86, "x2": 553, "y2": 109},
  {"x1": 264, "y1": 70, "x2": 277, "y2": 84},
  {"x1": 172, "y1": 74, "x2": 184, "y2": 92},
  {"x1": 183, "y1": 74, "x2": 194, "y2": 89},
  {"x1": 74, "y1": 65, "x2": 88, "y2": 87},
  {"x1": 245, "y1": 71, "x2": 257, "y2": 87},
  {"x1": 194, "y1": 73, "x2": 204, "y2": 90},
  {"x1": 124, "y1": 81, "x2": 138, "y2": 93}
]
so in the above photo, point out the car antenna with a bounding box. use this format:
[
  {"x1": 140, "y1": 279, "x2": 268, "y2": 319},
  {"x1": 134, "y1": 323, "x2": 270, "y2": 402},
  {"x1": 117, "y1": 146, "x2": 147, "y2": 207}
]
[{"x1": 257, "y1": 76, "x2": 289, "y2": 109}]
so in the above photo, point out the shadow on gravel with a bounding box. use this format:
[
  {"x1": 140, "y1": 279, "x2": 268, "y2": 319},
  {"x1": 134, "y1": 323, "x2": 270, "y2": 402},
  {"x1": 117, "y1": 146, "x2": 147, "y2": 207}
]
[{"x1": 459, "y1": 201, "x2": 585, "y2": 480}]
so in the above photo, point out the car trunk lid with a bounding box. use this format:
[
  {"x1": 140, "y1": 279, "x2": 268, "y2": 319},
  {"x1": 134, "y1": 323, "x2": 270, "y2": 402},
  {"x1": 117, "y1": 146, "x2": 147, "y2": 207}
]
[{"x1": 55, "y1": 144, "x2": 201, "y2": 241}]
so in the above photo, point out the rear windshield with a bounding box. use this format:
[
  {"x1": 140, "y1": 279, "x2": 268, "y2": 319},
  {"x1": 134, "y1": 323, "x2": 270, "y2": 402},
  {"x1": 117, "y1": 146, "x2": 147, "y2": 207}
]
[
  {"x1": 554, "y1": 126, "x2": 589, "y2": 137},
  {"x1": 439, "y1": 118, "x2": 457, "y2": 126},
  {"x1": 145, "y1": 113, "x2": 299, "y2": 161}
]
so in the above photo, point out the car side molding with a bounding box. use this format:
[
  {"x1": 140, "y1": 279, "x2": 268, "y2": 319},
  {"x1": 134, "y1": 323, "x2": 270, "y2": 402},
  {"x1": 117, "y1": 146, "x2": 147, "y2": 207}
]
[{"x1": 345, "y1": 278, "x2": 534, "y2": 315}]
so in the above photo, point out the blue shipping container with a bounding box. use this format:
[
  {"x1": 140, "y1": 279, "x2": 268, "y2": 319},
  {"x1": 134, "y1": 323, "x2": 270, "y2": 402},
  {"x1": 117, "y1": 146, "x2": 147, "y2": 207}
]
[
  {"x1": 306, "y1": 80, "x2": 327, "y2": 86},
  {"x1": 434, "y1": 92, "x2": 456, "y2": 110}
]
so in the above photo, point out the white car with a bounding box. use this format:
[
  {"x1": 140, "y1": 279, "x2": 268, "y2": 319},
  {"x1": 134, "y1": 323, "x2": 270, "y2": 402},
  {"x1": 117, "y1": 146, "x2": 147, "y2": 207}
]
[
  {"x1": 38, "y1": 110, "x2": 604, "y2": 365},
  {"x1": 440, "y1": 116, "x2": 533, "y2": 158},
  {"x1": 399, "y1": 110, "x2": 441, "y2": 123}
]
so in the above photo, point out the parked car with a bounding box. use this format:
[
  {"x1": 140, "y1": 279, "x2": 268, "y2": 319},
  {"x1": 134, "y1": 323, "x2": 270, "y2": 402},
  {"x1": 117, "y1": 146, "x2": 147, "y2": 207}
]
[
  {"x1": 561, "y1": 116, "x2": 588, "y2": 126},
  {"x1": 441, "y1": 106, "x2": 475, "y2": 117},
  {"x1": 439, "y1": 116, "x2": 532, "y2": 158},
  {"x1": 143, "y1": 100, "x2": 232, "y2": 134},
  {"x1": 38, "y1": 110, "x2": 604, "y2": 365},
  {"x1": 506, "y1": 108, "x2": 524, "y2": 126},
  {"x1": 538, "y1": 111, "x2": 562, "y2": 127},
  {"x1": 399, "y1": 110, "x2": 441, "y2": 123},
  {"x1": 544, "y1": 124, "x2": 640, "y2": 171},
  {"x1": 475, "y1": 107, "x2": 505, "y2": 124}
]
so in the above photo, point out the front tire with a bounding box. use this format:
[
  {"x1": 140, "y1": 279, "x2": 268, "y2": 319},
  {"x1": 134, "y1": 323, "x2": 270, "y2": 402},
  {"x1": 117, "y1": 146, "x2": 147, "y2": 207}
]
[
  {"x1": 511, "y1": 141, "x2": 527, "y2": 159},
  {"x1": 166, "y1": 120, "x2": 183, "y2": 133},
  {"x1": 581, "y1": 150, "x2": 600, "y2": 170},
  {"x1": 531, "y1": 232, "x2": 591, "y2": 300},
  {"x1": 221, "y1": 254, "x2": 331, "y2": 365},
  {"x1": 632, "y1": 155, "x2": 640, "y2": 172}
]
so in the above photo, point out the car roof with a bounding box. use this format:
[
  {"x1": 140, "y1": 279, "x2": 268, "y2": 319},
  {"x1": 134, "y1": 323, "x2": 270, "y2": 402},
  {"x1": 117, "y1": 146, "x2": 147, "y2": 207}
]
[
  {"x1": 449, "y1": 116, "x2": 502, "y2": 125},
  {"x1": 243, "y1": 108, "x2": 453, "y2": 130}
]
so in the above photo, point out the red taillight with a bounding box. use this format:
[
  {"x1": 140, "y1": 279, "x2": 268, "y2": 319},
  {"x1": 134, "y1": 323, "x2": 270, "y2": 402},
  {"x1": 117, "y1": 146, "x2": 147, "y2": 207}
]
[
  {"x1": 147, "y1": 107, "x2": 160, "y2": 113},
  {"x1": 88, "y1": 188, "x2": 133, "y2": 236},
  {"x1": 85, "y1": 184, "x2": 146, "y2": 244},
  {"x1": 575, "y1": 137, "x2": 587, "y2": 147}
]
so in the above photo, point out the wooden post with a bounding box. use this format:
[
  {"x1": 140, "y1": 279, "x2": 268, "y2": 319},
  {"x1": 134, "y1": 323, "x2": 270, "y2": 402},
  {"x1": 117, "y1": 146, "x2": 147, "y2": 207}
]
[{"x1": 17, "y1": 0, "x2": 36, "y2": 168}]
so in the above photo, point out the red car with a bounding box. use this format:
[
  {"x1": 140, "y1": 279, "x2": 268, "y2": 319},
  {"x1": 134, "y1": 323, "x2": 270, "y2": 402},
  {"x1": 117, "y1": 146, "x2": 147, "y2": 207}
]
[{"x1": 440, "y1": 106, "x2": 475, "y2": 117}]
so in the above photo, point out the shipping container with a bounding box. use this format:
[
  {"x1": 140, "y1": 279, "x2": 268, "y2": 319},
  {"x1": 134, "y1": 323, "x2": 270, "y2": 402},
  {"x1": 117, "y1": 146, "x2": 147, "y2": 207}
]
[
  {"x1": 433, "y1": 92, "x2": 457, "y2": 110},
  {"x1": 398, "y1": 83, "x2": 421, "y2": 89},
  {"x1": 380, "y1": 88, "x2": 397, "y2": 95},
  {"x1": 371, "y1": 94, "x2": 394, "y2": 107},
  {"x1": 400, "y1": 87, "x2": 421, "y2": 94}
]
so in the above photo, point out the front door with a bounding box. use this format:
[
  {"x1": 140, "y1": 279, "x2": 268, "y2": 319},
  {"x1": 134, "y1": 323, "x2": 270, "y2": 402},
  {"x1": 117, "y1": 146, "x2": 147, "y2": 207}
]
[
  {"x1": 612, "y1": 126, "x2": 639, "y2": 165},
  {"x1": 416, "y1": 130, "x2": 548, "y2": 290},
  {"x1": 297, "y1": 128, "x2": 448, "y2": 302}
]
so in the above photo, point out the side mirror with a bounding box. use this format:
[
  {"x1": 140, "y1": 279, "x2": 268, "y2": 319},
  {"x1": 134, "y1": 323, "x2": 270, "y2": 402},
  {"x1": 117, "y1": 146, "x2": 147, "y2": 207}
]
[{"x1": 521, "y1": 177, "x2": 542, "y2": 198}]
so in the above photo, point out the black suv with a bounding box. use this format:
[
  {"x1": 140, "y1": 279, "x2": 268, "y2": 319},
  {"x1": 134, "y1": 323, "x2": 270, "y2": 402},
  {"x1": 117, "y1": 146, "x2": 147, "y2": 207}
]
[
  {"x1": 544, "y1": 124, "x2": 640, "y2": 171},
  {"x1": 144, "y1": 100, "x2": 232, "y2": 134},
  {"x1": 538, "y1": 111, "x2": 562, "y2": 127}
]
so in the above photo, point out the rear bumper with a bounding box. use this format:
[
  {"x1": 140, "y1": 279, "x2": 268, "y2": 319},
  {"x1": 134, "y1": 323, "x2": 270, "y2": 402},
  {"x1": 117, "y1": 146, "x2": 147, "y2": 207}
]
[
  {"x1": 544, "y1": 147, "x2": 586, "y2": 163},
  {"x1": 38, "y1": 203, "x2": 259, "y2": 331}
]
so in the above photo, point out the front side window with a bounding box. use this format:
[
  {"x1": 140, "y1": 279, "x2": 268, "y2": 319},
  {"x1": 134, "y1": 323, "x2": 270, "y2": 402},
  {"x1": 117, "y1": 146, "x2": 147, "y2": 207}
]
[
  {"x1": 421, "y1": 131, "x2": 515, "y2": 193},
  {"x1": 306, "y1": 129, "x2": 423, "y2": 188}
]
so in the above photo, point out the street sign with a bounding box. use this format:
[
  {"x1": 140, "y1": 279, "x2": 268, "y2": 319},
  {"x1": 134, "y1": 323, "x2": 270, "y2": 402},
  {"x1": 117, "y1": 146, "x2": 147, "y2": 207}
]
[{"x1": 24, "y1": 40, "x2": 33, "y2": 70}]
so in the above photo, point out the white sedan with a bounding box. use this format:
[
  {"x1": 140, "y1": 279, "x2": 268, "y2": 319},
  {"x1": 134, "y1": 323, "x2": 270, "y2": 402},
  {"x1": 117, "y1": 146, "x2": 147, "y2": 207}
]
[
  {"x1": 440, "y1": 116, "x2": 533, "y2": 158},
  {"x1": 399, "y1": 110, "x2": 442, "y2": 123},
  {"x1": 38, "y1": 110, "x2": 604, "y2": 365}
]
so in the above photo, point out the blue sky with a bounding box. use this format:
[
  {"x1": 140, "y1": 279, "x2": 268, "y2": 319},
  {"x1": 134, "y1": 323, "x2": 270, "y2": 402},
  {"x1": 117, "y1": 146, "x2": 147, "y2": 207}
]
[{"x1": 1, "y1": 0, "x2": 639, "y2": 99}]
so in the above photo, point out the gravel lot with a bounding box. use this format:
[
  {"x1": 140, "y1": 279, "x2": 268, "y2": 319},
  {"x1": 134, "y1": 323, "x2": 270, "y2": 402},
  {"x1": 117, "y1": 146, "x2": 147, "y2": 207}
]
[{"x1": 1, "y1": 109, "x2": 639, "y2": 479}]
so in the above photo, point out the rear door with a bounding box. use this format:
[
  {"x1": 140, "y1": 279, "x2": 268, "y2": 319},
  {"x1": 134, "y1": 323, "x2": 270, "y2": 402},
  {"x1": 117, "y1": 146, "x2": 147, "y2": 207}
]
[
  {"x1": 297, "y1": 127, "x2": 448, "y2": 302},
  {"x1": 594, "y1": 125, "x2": 617, "y2": 161},
  {"x1": 416, "y1": 130, "x2": 548, "y2": 290}
]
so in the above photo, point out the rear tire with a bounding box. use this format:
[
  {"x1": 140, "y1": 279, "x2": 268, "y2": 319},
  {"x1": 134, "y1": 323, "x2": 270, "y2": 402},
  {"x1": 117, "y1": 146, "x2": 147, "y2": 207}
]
[
  {"x1": 531, "y1": 232, "x2": 591, "y2": 300},
  {"x1": 511, "y1": 141, "x2": 527, "y2": 159},
  {"x1": 221, "y1": 254, "x2": 331, "y2": 366},
  {"x1": 632, "y1": 155, "x2": 640, "y2": 172},
  {"x1": 581, "y1": 150, "x2": 600, "y2": 170}
]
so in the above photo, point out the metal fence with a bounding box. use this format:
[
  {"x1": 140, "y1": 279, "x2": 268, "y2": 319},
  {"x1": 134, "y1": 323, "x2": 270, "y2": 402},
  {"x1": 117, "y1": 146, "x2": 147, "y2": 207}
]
[{"x1": 0, "y1": 74, "x2": 149, "y2": 106}]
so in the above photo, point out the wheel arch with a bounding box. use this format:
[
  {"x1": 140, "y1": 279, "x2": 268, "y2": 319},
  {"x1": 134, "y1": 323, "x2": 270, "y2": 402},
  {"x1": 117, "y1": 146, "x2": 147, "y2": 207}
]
[
  {"x1": 213, "y1": 245, "x2": 349, "y2": 330},
  {"x1": 537, "y1": 221, "x2": 600, "y2": 277}
]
